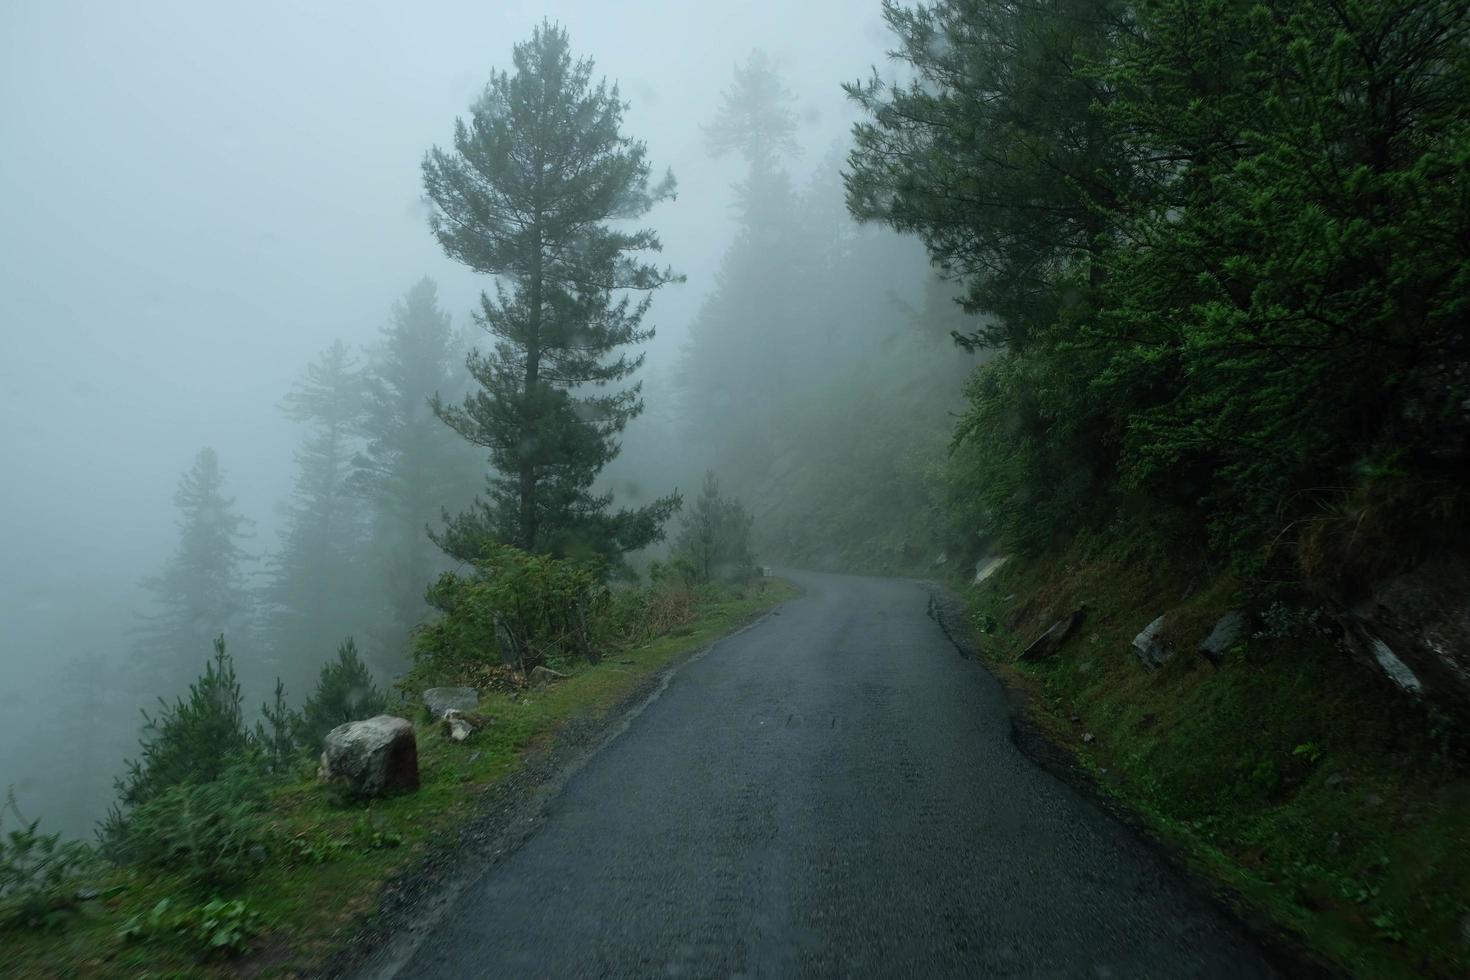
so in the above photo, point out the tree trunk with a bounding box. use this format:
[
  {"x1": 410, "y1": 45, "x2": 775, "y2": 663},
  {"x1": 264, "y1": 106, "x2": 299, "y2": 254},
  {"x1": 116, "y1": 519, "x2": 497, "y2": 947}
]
[{"x1": 521, "y1": 217, "x2": 544, "y2": 552}]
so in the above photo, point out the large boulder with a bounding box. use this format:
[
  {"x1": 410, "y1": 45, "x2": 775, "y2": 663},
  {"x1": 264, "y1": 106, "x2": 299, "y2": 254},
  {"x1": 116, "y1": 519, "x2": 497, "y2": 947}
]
[
  {"x1": 1018, "y1": 608, "x2": 1085, "y2": 661},
  {"x1": 423, "y1": 687, "x2": 479, "y2": 720},
  {"x1": 1132, "y1": 614, "x2": 1174, "y2": 669},
  {"x1": 318, "y1": 715, "x2": 419, "y2": 798}
]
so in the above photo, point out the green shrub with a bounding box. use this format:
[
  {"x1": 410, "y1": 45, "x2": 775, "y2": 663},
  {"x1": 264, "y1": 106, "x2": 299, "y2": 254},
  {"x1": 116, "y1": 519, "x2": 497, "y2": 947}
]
[
  {"x1": 0, "y1": 805, "x2": 93, "y2": 929},
  {"x1": 599, "y1": 581, "x2": 700, "y2": 646},
  {"x1": 120, "y1": 896, "x2": 263, "y2": 958},
  {"x1": 417, "y1": 544, "x2": 608, "y2": 678},
  {"x1": 104, "y1": 636, "x2": 252, "y2": 846},
  {"x1": 115, "y1": 767, "x2": 267, "y2": 888},
  {"x1": 671, "y1": 472, "x2": 756, "y2": 585},
  {"x1": 293, "y1": 638, "x2": 388, "y2": 750}
]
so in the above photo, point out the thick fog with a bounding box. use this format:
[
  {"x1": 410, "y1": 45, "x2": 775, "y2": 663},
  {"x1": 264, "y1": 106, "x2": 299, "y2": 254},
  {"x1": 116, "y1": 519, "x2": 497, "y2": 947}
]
[{"x1": 1, "y1": 1, "x2": 959, "y2": 837}]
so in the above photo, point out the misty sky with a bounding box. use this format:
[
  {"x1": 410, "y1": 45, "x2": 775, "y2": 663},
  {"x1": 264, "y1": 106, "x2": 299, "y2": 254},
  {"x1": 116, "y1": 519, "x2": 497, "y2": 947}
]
[{"x1": 0, "y1": 0, "x2": 896, "y2": 682}]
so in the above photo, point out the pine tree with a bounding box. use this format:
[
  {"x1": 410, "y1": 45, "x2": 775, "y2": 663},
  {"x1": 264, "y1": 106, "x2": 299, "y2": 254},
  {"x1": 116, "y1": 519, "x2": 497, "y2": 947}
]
[
  {"x1": 134, "y1": 448, "x2": 253, "y2": 685},
  {"x1": 112, "y1": 636, "x2": 251, "y2": 814},
  {"x1": 422, "y1": 22, "x2": 682, "y2": 563},
  {"x1": 260, "y1": 341, "x2": 367, "y2": 687},
  {"x1": 292, "y1": 638, "x2": 388, "y2": 750},
  {"x1": 844, "y1": 0, "x2": 1129, "y2": 350},
  {"x1": 353, "y1": 278, "x2": 480, "y2": 653},
  {"x1": 672, "y1": 472, "x2": 755, "y2": 584}
]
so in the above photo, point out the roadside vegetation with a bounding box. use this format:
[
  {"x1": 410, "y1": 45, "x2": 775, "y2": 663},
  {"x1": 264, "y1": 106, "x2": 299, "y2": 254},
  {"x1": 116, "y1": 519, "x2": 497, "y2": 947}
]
[
  {"x1": 959, "y1": 548, "x2": 1468, "y2": 979},
  {"x1": 1, "y1": 568, "x2": 791, "y2": 977}
]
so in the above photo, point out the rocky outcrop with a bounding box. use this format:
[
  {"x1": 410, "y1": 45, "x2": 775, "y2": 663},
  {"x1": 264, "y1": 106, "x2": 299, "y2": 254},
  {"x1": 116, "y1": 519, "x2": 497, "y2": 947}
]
[
  {"x1": 318, "y1": 715, "x2": 420, "y2": 798},
  {"x1": 423, "y1": 687, "x2": 479, "y2": 720},
  {"x1": 1335, "y1": 555, "x2": 1470, "y2": 717},
  {"x1": 1019, "y1": 608, "x2": 1084, "y2": 661},
  {"x1": 1198, "y1": 610, "x2": 1249, "y2": 665},
  {"x1": 1131, "y1": 615, "x2": 1174, "y2": 669}
]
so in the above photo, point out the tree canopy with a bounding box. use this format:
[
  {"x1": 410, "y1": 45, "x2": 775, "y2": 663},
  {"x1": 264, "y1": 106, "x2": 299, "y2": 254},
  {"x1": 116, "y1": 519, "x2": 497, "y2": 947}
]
[{"x1": 422, "y1": 22, "x2": 683, "y2": 564}]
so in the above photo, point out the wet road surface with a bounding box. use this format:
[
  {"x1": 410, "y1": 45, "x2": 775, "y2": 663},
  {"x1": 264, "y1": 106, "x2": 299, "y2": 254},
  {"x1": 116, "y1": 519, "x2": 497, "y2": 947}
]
[{"x1": 388, "y1": 570, "x2": 1273, "y2": 978}]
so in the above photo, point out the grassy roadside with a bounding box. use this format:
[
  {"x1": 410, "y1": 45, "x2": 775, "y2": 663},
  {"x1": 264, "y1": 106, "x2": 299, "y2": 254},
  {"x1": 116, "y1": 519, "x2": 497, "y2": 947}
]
[
  {"x1": 955, "y1": 548, "x2": 1470, "y2": 979},
  {"x1": 4, "y1": 578, "x2": 798, "y2": 979}
]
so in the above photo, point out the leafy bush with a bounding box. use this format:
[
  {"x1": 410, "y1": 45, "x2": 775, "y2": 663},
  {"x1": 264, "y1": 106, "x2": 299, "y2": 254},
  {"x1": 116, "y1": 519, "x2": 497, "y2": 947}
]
[
  {"x1": 417, "y1": 545, "x2": 608, "y2": 678},
  {"x1": 114, "y1": 767, "x2": 267, "y2": 888},
  {"x1": 671, "y1": 472, "x2": 756, "y2": 585},
  {"x1": 599, "y1": 581, "x2": 701, "y2": 646},
  {"x1": 120, "y1": 896, "x2": 263, "y2": 957},
  {"x1": 0, "y1": 798, "x2": 93, "y2": 929},
  {"x1": 105, "y1": 636, "x2": 252, "y2": 844},
  {"x1": 292, "y1": 638, "x2": 388, "y2": 750}
]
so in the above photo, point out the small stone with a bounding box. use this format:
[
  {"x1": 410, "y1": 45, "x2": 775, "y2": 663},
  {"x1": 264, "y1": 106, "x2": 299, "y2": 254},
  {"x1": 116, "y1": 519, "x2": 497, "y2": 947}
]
[
  {"x1": 1131, "y1": 614, "x2": 1174, "y2": 669},
  {"x1": 1069, "y1": 714, "x2": 1080, "y2": 723},
  {"x1": 441, "y1": 708, "x2": 487, "y2": 742},
  {"x1": 529, "y1": 665, "x2": 568, "y2": 686},
  {"x1": 1325, "y1": 772, "x2": 1348, "y2": 788},
  {"x1": 1081, "y1": 732, "x2": 1095, "y2": 744},
  {"x1": 1199, "y1": 610, "x2": 1249, "y2": 665},
  {"x1": 973, "y1": 555, "x2": 1009, "y2": 585},
  {"x1": 1019, "y1": 608, "x2": 1085, "y2": 662},
  {"x1": 1365, "y1": 792, "x2": 1384, "y2": 807}
]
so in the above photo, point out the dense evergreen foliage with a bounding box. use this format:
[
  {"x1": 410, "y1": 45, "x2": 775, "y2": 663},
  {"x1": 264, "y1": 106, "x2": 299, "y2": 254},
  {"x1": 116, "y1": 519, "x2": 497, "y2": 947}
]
[
  {"x1": 423, "y1": 23, "x2": 683, "y2": 564},
  {"x1": 108, "y1": 638, "x2": 252, "y2": 833},
  {"x1": 847, "y1": 0, "x2": 1470, "y2": 583},
  {"x1": 291, "y1": 639, "x2": 389, "y2": 750}
]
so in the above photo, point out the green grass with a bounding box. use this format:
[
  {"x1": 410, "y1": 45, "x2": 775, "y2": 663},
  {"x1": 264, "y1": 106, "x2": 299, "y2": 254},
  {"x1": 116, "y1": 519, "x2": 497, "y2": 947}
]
[
  {"x1": 2, "y1": 578, "x2": 798, "y2": 979},
  {"x1": 962, "y1": 547, "x2": 1470, "y2": 978}
]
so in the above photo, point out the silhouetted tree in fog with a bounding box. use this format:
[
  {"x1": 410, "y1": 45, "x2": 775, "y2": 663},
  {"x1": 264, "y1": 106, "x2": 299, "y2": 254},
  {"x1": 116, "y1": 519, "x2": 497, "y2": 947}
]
[
  {"x1": 133, "y1": 448, "x2": 252, "y2": 683},
  {"x1": 678, "y1": 51, "x2": 803, "y2": 483},
  {"x1": 352, "y1": 277, "x2": 479, "y2": 655},
  {"x1": 260, "y1": 340, "x2": 367, "y2": 686},
  {"x1": 422, "y1": 22, "x2": 682, "y2": 563}
]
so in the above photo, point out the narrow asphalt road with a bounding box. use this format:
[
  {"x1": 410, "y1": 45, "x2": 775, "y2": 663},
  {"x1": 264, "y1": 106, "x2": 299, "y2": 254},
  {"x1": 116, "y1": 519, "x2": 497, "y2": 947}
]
[{"x1": 388, "y1": 570, "x2": 1275, "y2": 978}]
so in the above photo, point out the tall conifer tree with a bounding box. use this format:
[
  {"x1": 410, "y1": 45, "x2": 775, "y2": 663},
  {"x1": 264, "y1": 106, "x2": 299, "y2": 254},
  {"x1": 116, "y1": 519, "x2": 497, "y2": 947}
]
[
  {"x1": 260, "y1": 340, "x2": 366, "y2": 684},
  {"x1": 422, "y1": 22, "x2": 682, "y2": 562}
]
